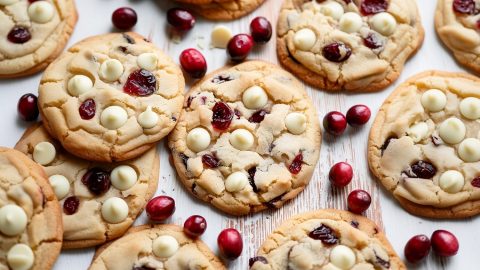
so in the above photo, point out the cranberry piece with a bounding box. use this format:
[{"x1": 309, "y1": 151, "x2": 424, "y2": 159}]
[
  {"x1": 360, "y1": 0, "x2": 388, "y2": 15},
  {"x1": 17, "y1": 93, "x2": 38, "y2": 121},
  {"x1": 211, "y1": 102, "x2": 234, "y2": 130},
  {"x1": 308, "y1": 224, "x2": 339, "y2": 245},
  {"x1": 183, "y1": 215, "x2": 207, "y2": 238},
  {"x1": 63, "y1": 196, "x2": 79, "y2": 215},
  {"x1": 363, "y1": 33, "x2": 383, "y2": 49},
  {"x1": 8, "y1": 26, "x2": 31, "y2": 44},
  {"x1": 346, "y1": 105, "x2": 371, "y2": 127},
  {"x1": 79, "y1": 99, "x2": 96, "y2": 120},
  {"x1": 217, "y1": 228, "x2": 243, "y2": 260},
  {"x1": 179, "y1": 48, "x2": 207, "y2": 79},
  {"x1": 250, "y1": 17, "x2": 272, "y2": 44},
  {"x1": 347, "y1": 189, "x2": 371, "y2": 214},
  {"x1": 329, "y1": 162, "x2": 353, "y2": 188},
  {"x1": 288, "y1": 153, "x2": 303, "y2": 175},
  {"x1": 202, "y1": 154, "x2": 220, "y2": 168},
  {"x1": 248, "y1": 167, "x2": 258, "y2": 192},
  {"x1": 179, "y1": 153, "x2": 189, "y2": 167},
  {"x1": 211, "y1": 74, "x2": 234, "y2": 84},
  {"x1": 248, "y1": 110, "x2": 268, "y2": 123},
  {"x1": 249, "y1": 256, "x2": 268, "y2": 267},
  {"x1": 472, "y1": 177, "x2": 480, "y2": 187},
  {"x1": 227, "y1": 34, "x2": 254, "y2": 62},
  {"x1": 453, "y1": 0, "x2": 476, "y2": 14},
  {"x1": 381, "y1": 136, "x2": 397, "y2": 155},
  {"x1": 82, "y1": 168, "x2": 111, "y2": 195},
  {"x1": 431, "y1": 230, "x2": 459, "y2": 257},
  {"x1": 124, "y1": 69, "x2": 157, "y2": 96},
  {"x1": 323, "y1": 111, "x2": 347, "y2": 136},
  {"x1": 167, "y1": 8, "x2": 195, "y2": 31},
  {"x1": 146, "y1": 196, "x2": 175, "y2": 222},
  {"x1": 322, "y1": 42, "x2": 352, "y2": 62},
  {"x1": 404, "y1": 234, "x2": 431, "y2": 264},
  {"x1": 132, "y1": 267, "x2": 154, "y2": 270},
  {"x1": 112, "y1": 7, "x2": 137, "y2": 30},
  {"x1": 409, "y1": 161, "x2": 437, "y2": 179}
]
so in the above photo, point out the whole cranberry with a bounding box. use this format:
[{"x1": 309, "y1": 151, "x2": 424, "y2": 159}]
[
  {"x1": 329, "y1": 162, "x2": 353, "y2": 188},
  {"x1": 404, "y1": 234, "x2": 431, "y2": 264},
  {"x1": 431, "y1": 230, "x2": 459, "y2": 257},
  {"x1": 184, "y1": 215, "x2": 207, "y2": 238},
  {"x1": 146, "y1": 196, "x2": 175, "y2": 222},
  {"x1": 347, "y1": 189, "x2": 371, "y2": 214},
  {"x1": 112, "y1": 7, "x2": 137, "y2": 30},
  {"x1": 217, "y1": 228, "x2": 243, "y2": 260},
  {"x1": 17, "y1": 93, "x2": 39, "y2": 121},
  {"x1": 227, "y1": 34, "x2": 254, "y2": 62},
  {"x1": 346, "y1": 105, "x2": 371, "y2": 127},
  {"x1": 167, "y1": 8, "x2": 195, "y2": 31},
  {"x1": 179, "y1": 48, "x2": 207, "y2": 79},
  {"x1": 323, "y1": 111, "x2": 347, "y2": 136},
  {"x1": 250, "y1": 17, "x2": 272, "y2": 44}
]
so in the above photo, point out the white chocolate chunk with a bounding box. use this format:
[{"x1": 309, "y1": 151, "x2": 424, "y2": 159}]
[
  {"x1": 67, "y1": 75, "x2": 93, "y2": 96},
  {"x1": 153, "y1": 235, "x2": 179, "y2": 258},
  {"x1": 100, "y1": 106, "x2": 128, "y2": 130},
  {"x1": 101, "y1": 197, "x2": 129, "y2": 224},
  {"x1": 407, "y1": 122, "x2": 429, "y2": 143},
  {"x1": 421, "y1": 89, "x2": 447, "y2": 112},
  {"x1": 48, "y1": 175, "x2": 70, "y2": 200},
  {"x1": 99, "y1": 59, "x2": 124, "y2": 82},
  {"x1": 370, "y1": 12, "x2": 397, "y2": 36},
  {"x1": 229, "y1": 129, "x2": 254, "y2": 151},
  {"x1": 0, "y1": 0, "x2": 18, "y2": 5},
  {"x1": 211, "y1": 25, "x2": 233, "y2": 49},
  {"x1": 438, "y1": 117, "x2": 466, "y2": 144},
  {"x1": 111, "y1": 165, "x2": 138, "y2": 190},
  {"x1": 7, "y1": 244, "x2": 34, "y2": 270},
  {"x1": 225, "y1": 172, "x2": 248, "y2": 192},
  {"x1": 293, "y1": 28, "x2": 317, "y2": 51},
  {"x1": 137, "y1": 53, "x2": 158, "y2": 71},
  {"x1": 0, "y1": 205, "x2": 27, "y2": 236},
  {"x1": 319, "y1": 1, "x2": 344, "y2": 20},
  {"x1": 28, "y1": 1, "x2": 54, "y2": 23},
  {"x1": 285, "y1": 112, "x2": 307, "y2": 135},
  {"x1": 33, "y1": 142, "x2": 56, "y2": 165},
  {"x1": 339, "y1": 12, "x2": 363, "y2": 33},
  {"x1": 137, "y1": 106, "x2": 158, "y2": 129},
  {"x1": 458, "y1": 138, "x2": 480, "y2": 162},
  {"x1": 439, "y1": 170, "x2": 464, "y2": 193},
  {"x1": 330, "y1": 245, "x2": 356, "y2": 270},
  {"x1": 459, "y1": 97, "x2": 480, "y2": 120},
  {"x1": 242, "y1": 86, "x2": 268, "y2": 109},
  {"x1": 187, "y1": 128, "x2": 211, "y2": 153}
]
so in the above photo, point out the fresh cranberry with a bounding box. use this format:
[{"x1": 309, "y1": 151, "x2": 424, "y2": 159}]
[
  {"x1": 211, "y1": 102, "x2": 234, "y2": 130},
  {"x1": 347, "y1": 189, "x2": 371, "y2": 214},
  {"x1": 249, "y1": 256, "x2": 268, "y2": 267},
  {"x1": 248, "y1": 110, "x2": 268, "y2": 123},
  {"x1": 250, "y1": 17, "x2": 272, "y2": 44},
  {"x1": 124, "y1": 69, "x2": 156, "y2": 96},
  {"x1": 112, "y1": 7, "x2": 137, "y2": 30},
  {"x1": 431, "y1": 230, "x2": 459, "y2": 257},
  {"x1": 183, "y1": 215, "x2": 207, "y2": 238},
  {"x1": 453, "y1": 0, "x2": 476, "y2": 14},
  {"x1": 79, "y1": 99, "x2": 96, "y2": 120},
  {"x1": 82, "y1": 168, "x2": 111, "y2": 195},
  {"x1": 202, "y1": 154, "x2": 220, "y2": 168},
  {"x1": 472, "y1": 177, "x2": 480, "y2": 187},
  {"x1": 17, "y1": 93, "x2": 39, "y2": 121},
  {"x1": 329, "y1": 162, "x2": 353, "y2": 188},
  {"x1": 8, "y1": 26, "x2": 31, "y2": 44},
  {"x1": 360, "y1": 0, "x2": 388, "y2": 15},
  {"x1": 217, "y1": 228, "x2": 243, "y2": 260},
  {"x1": 227, "y1": 34, "x2": 254, "y2": 62},
  {"x1": 363, "y1": 33, "x2": 383, "y2": 49},
  {"x1": 167, "y1": 8, "x2": 195, "y2": 31},
  {"x1": 146, "y1": 196, "x2": 175, "y2": 222},
  {"x1": 308, "y1": 224, "x2": 339, "y2": 245},
  {"x1": 288, "y1": 153, "x2": 303, "y2": 174},
  {"x1": 346, "y1": 105, "x2": 371, "y2": 127},
  {"x1": 63, "y1": 196, "x2": 79, "y2": 215},
  {"x1": 409, "y1": 161, "x2": 437, "y2": 179},
  {"x1": 179, "y1": 48, "x2": 207, "y2": 79},
  {"x1": 323, "y1": 111, "x2": 347, "y2": 136},
  {"x1": 322, "y1": 42, "x2": 352, "y2": 62},
  {"x1": 404, "y1": 234, "x2": 431, "y2": 264}
]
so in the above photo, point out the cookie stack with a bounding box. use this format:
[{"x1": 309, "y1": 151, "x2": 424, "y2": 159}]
[{"x1": 174, "y1": 0, "x2": 266, "y2": 20}]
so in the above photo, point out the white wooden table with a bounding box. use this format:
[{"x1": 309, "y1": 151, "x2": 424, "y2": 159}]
[{"x1": 0, "y1": 0, "x2": 478, "y2": 269}]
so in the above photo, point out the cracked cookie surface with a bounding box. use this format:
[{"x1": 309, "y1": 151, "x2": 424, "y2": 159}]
[
  {"x1": 176, "y1": 0, "x2": 265, "y2": 20},
  {"x1": 15, "y1": 123, "x2": 159, "y2": 249},
  {"x1": 38, "y1": 32, "x2": 185, "y2": 162},
  {"x1": 168, "y1": 61, "x2": 321, "y2": 216},
  {"x1": 277, "y1": 0, "x2": 424, "y2": 92}
]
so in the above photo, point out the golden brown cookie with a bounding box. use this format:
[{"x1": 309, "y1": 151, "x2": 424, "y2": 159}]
[{"x1": 176, "y1": 0, "x2": 266, "y2": 20}]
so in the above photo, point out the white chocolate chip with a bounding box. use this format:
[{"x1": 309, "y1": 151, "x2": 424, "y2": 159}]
[
  {"x1": 0, "y1": 0, "x2": 18, "y2": 5},
  {"x1": 211, "y1": 25, "x2": 233, "y2": 49},
  {"x1": 99, "y1": 59, "x2": 124, "y2": 82},
  {"x1": 33, "y1": 142, "x2": 56, "y2": 165},
  {"x1": 229, "y1": 129, "x2": 254, "y2": 151},
  {"x1": 458, "y1": 138, "x2": 480, "y2": 162},
  {"x1": 285, "y1": 112, "x2": 307, "y2": 135},
  {"x1": 152, "y1": 235, "x2": 179, "y2": 258},
  {"x1": 137, "y1": 106, "x2": 158, "y2": 129},
  {"x1": 330, "y1": 245, "x2": 356, "y2": 270},
  {"x1": 100, "y1": 106, "x2": 128, "y2": 130},
  {"x1": 370, "y1": 12, "x2": 397, "y2": 36},
  {"x1": 438, "y1": 117, "x2": 466, "y2": 144},
  {"x1": 187, "y1": 128, "x2": 211, "y2": 153},
  {"x1": 421, "y1": 89, "x2": 447, "y2": 112},
  {"x1": 439, "y1": 170, "x2": 464, "y2": 193},
  {"x1": 339, "y1": 12, "x2": 363, "y2": 33},
  {"x1": 48, "y1": 175, "x2": 70, "y2": 200},
  {"x1": 225, "y1": 172, "x2": 248, "y2": 192},
  {"x1": 7, "y1": 244, "x2": 34, "y2": 270},
  {"x1": 67, "y1": 75, "x2": 93, "y2": 96},
  {"x1": 0, "y1": 205, "x2": 27, "y2": 236},
  {"x1": 459, "y1": 97, "x2": 480, "y2": 120},
  {"x1": 242, "y1": 86, "x2": 268, "y2": 109},
  {"x1": 111, "y1": 165, "x2": 138, "y2": 190},
  {"x1": 293, "y1": 28, "x2": 317, "y2": 51},
  {"x1": 137, "y1": 53, "x2": 158, "y2": 71},
  {"x1": 28, "y1": 1, "x2": 54, "y2": 23},
  {"x1": 319, "y1": 1, "x2": 344, "y2": 20},
  {"x1": 407, "y1": 122, "x2": 429, "y2": 143},
  {"x1": 101, "y1": 197, "x2": 129, "y2": 224}
]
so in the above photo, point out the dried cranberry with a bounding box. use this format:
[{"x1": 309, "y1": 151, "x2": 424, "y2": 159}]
[
  {"x1": 288, "y1": 153, "x2": 303, "y2": 174},
  {"x1": 8, "y1": 26, "x2": 31, "y2": 44},
  {"x1": 375, "y1": 255, "x2": 391, "y2": 268},
  {"x1": 360, "y1": 0, "x2": 388, "y2": 15},
  {"x1": 248, "y1": 167, "x2": 258, "y2": 193},
  {"x1": 179, "y1": 153, "x2": 189, "y2": 167},
  {"x1": 453, "y1": 0, "x2": 476, "y2": 15},
  {"x1": 123, "y1": 69, "x2": 157, "y2": 96},
  {"x1": 381, "y1": 136, "x2": 396, "y2": 155},
  {"x1": 363, "y1": 33, "x2": 383, "y2": 49},
  {"x1": 17, "y1": 93, "x2": 39, "y2": 121},
  {"x1": 264, "y1": 193, "x2": 285, "y2": 209},
  {"x1": 472, "y1": 177, "x2": 480, "y2": 187},
  {"x1": 202, "y1": 154, "x2": 220, "y2": 168},
  {"x1": 350, "y1": 220, "x2": 359, "y2": 228},
  {"x1": 211, "y1": 102, "x2": 234, "y2": 130},
  {"x1": 132, "y1": 267, "x2": 155, "y2": 270},
  {"x1": 249, "y1": 256, "x2": 268, "y2": 267},
  {"x1": 432, "y1": 135, "x2": 442, "y2": 146},
  {"x1": 81, "y1": 168, "x2": 111, "y2": 195},
  {"x1": 63, "y1": 196, "x2": 79, "y2": 215},
  {"x1": 234, "y1": 109, "x2": 241, "y2": 119},
  {"x1": 211, "y1": 74, "x2": 234, "y2": 84},
  {"x1": 409, "y1": 161, "x2": 437, "y2": 179},
  {"x1": 248, "y1": 110, "x2": 268, "y2": 123},
  {"x1": 308, "y1": 224, "x2": 339, "y2": 245},
  {"x1": 322, "y1": 42, "x2": 352, "y2": 62},
  {"x1": 79, "y1": 99, "x2": 96, "y2": 120}
]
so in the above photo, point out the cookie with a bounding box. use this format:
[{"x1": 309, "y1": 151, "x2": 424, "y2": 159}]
[
  {"x1": 277, "y1": 0, "x2": 424, "y2": 92},
  {"x1": 176, "y1": 0, "x2": 266, "y2": 20},
  {"x1": 89, "y1": 224, "x2": 226, "y2": 270},
  {"x1": 250, "y1": 209, "x2": 405, "y2": 270},
  {"x1": 15, "y1": 123, "x2": 160, "y2": 249},
  {"x1": 369, "y1": 71, "x2": 480, "y2": 219},
  {"x1": 0, "y1": 0, "x2": 77, "y2": 78},
  {"x1": 0, "y1": 147, "x2": 62, "y2": 270},
  {"x1": 38, "y1": 32, "x2": 185, "y2": 162},
  {"x1": 168, "y1": 61, "x2": 321, "y2": 215}
]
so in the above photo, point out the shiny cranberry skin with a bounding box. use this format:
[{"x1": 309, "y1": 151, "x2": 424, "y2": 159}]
[
  {"x1": 146, "y1": 196, "x2": 175, "y2": 222},
  {"x1": 453, "y1": 0, "x2": 476, "y2": 14},
  {"x1": 347, "y1": 189, "x2": 371, "y2": 214},
  {"x1": 180, "y1": 48, "x2": 207, "y2": 79},
  {"x1": 363, "y1": 33, "x2": 382, "y2": 49},
  {"x1": 167, "y1": 8, "x2": 195, "y2": 31},
  {"x1": 8, "y1": 26, "x2": 31, "y2": 44},
  {"x1": 248, "y1": 110, "x2": 268, "y2": 123},
  {"x1": 63, "y1": 196, "x2": 80, "y2": 215},
  {"x1": 17, "y1": 93, "x2": 39, "y2": 121},
  {"x1": 217, "y1": 228, "x2": 243, "y2": 260},
  {"x1": 404, "y1": 234, "x2": 431, "y2": 264},
  {"x1": 82, "y1": 168, "x2": 111, "y2": 195},
  {"x1": 322, "y1": 42, "x2": 351, "y2": 62},
  {"x1": 202, "y1": 154, "x2": 220, "y2": 168},
  {"x1": 124, "y1": 69, "x2": 157, "y2": 96},
  {"x1": 472, "y1": 177, "x2": 480, "y2": 187},
  {"x1": 250, "y1": 17, "x2": 272, "y2": 44},
  {"x1": 79, "y1": 99, "x2": 96, "y2": 120},
  {"x1": 360, "y1": 0, "x2": 388, "y2": 15},
  {"x1": 183, "y1": 215, "x2": 207, "y2": 238},
  {"x1": 227, "y1": 34, "x2": 254, "y2": 62},
  {"x1": 323, "y1": 111, "x2": 347, "y2": 136},
  {"x1": 112, "y1": 7, "x2": 137, "y2": 30},
  {"x1": 329, "y1": 162, "x2": 353, "y2": 188},
  {"x1": 289, "y1": 153, "x2": 303, "y2": 174},
  {"x1": 212, "y1": 102, "x2": 234, "y2": 130},
  {"x1": 431, "y1": 230, "x2": 459, "y2": 257},
  {"x1": 346, "y1": 105, "x2": 371, "y2": 127}
]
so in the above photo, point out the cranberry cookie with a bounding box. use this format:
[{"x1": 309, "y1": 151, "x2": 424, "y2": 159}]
[
  {"x1": 0, "y1": 0, "x2": 77, "y2": 78},
  {"x1": 89, "y1": 224, "x2": 225, "y2": 270},
  {"x1": 176, "y1": 0, "x2": 265, "y2": 20},
  {"x1": 38, "y1": 32, "x2": 185, "y2": 162},
  {"x1": 277, "y1": 0, "x2": 424, "y2": 92},
  {"x1": 0, "y1": 147, "x2": 62, "y2": 270},
  {"x1": 369, "y1": 71, "x2": 480, "y2": 218},
  {"x1": 250, "y1": 209, "x2": 405, "y2": 270},
  {"x1": 15, "y1": 123, "x2": 159, "y2": 249},
  {"x1": 168, "y1": 61, "x2": 321, "y2": 215}
]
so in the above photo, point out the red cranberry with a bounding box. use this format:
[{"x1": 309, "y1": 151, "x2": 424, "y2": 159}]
[
  {"x1": 346, "y1": 105, "x2": 371, "y2": 127},
  {"x1": 183, "y1": 215, "x2": 207, "y2": 238},
  {"x1": 347, "y1": 189, "x2": 371, "y2": 214},
  {"x1": 322, "y1": 42, "x2": 352, "y2": 62},
  {"x1": 81, "y1": 168, "x2": 111, "y2": 195},
  {"x1": 248, "y1": 110, "x2": 268, "y2": 123},
  {"x1": 179, "y1": 48, "x2": 207, "y2": 79},
  {"x1": 453, "y1": 0, "x2": 476, "y2": 14},
  {"x1": 409, "y1": 161, "x2": 437, "y2": 179},
  {"x1": 211, "y1": 102, "x2": 234, "y2": 130},
  {"x1": 250, "y1": 17, "x2": 272, "y2": 44},
  {"x1": 360, "y1": 0, "x2": 388, "y2": 15},
  {"x1": 472, "y1": 177, "x2": 480, "y2": 187},
  {"x1": 431, "y1": 230, "x2": 459, "y2": 257},
  {"x1": 404, "y1": 234, "x2": 431, "y2": 264},
  {"x1": 79, "y1": 99, "x2": 96, "y2": 120},
  {"x1": 124, "y1": 69, "x2": 156, "y2": 96},
  {"x1": 8, "y1": 26, "x2": 31, "y2": 44},
  {"x1": 17, "y1": 93, "x2": 39, "y2": 121},
  {"x1": 167, "y1": 8, "x2": 195, "y2": 31},
  {"x1": 227, "y1": 34, "x2": 254, "y2": 62},
  {"x1": 146, "y1": 196, "x2": 175, "y2": 222},
  {"x1": 217, "y1": 228, "x2": 243, "y2": 260},
  {"x1": 112, "y1": 7, "x2": 137, "y2": 30},
  {"x1": 363, "y1": 33, "x2": 383, "y2": 49},
  {"x1": 63, "y1": 196, "x2": 79, "y2": 215},
  {"x1": 288, "y1": 153, "x2": 303, "y2": 174},
  {"x1": 323, "y1": 111, "x2": 347, "y2": 136},
  {"x1": 202, "y1": 154, "x2": 220, "y2": 168},
  {"x1": 329, "y1": 162, "x2": 353, "y2": 188}
]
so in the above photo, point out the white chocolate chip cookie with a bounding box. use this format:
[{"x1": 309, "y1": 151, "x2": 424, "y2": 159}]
[{"x1": 175, "y1": 0, "x2": 265, "y2": 20}]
